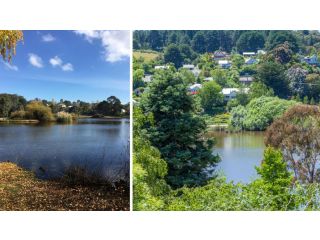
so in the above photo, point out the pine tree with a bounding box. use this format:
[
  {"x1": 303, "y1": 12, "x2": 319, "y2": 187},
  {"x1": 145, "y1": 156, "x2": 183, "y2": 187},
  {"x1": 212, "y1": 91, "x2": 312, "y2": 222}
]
[{"x1": 140, "y1": 69, "x2": 220, "y2": 188}]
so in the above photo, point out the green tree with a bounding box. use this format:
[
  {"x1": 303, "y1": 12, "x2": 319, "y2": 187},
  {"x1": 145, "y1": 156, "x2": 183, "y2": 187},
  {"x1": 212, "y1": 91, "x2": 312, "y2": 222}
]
[
  {"x1": 199, "y1": 81, "x2": 224, "y2": 114},
  {"x1": 248, "y1": 81, "x2": 274, "y2": 100},
  {"x1": 256, "y1": 61, "x2": 289, "y2": 98},
  {"x1": 266, "y1": 31, "x2": 300, "y2": 52},
  {"x1": 133, "y1": 69, "x2": 145, "y2": 90},
  {"x1": 236, "y1": 31, "x2": 265, "y2": 53},
  {"x1": 141, "y1": 69, "x2": 220, "y2": 188},
  {"x1": 191, "y1": 31, "x2": 206, "y2": 54},
  {"x1": 163, "y1": 44, "x2": 183, "y2": 68}
]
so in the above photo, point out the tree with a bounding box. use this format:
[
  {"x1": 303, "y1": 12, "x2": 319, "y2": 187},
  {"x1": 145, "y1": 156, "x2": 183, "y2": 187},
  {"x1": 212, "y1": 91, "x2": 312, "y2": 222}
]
[
  {"x1": 133, "y1": 69, "x2": 145, "y2": 90},
  {"x1": 248, "y1": 81, "x2": 274, "y2": 100},
  {"x1": 179, "y1": 44, "x2": 196, "y2": 62},
  {"x1": 306, "y1": 73, "x2": 320, "y2": 101},
  {"x1": 265, "y1": 104, "x2": 320, "y2": 183},
  {"x1": 25, "y1": 101, "x2": 54, "y2": 122},
  {"x1": 236, "y1": 31, "x2": 265, "y2": 53},
  {"x1": 96, "y1": 96, "x2": 122, "y2": 116},
  {"x1": 0, "y1": 94, "x2": 26, "y2": 118},
  {"x1": 286, "y1": 66, "x2": 308, "y2": 97},
  {"x1": 210, "y1": 68, "x2": 228, "y2": 87},
  {"x1": 253, "y1": 147, "x2": 294, "y2": 210},
  {"x1": 269, "y1": 42, "x2": 293, "y2": 64},
  {"x1": 199, "y1": 81, "x2": 224, "y2": 114},
  {"x1": 163, "y1": 44, "x2": 183, "y2": 68},
  {"x1": 140, "y1": 69, "x2": 220, "y2": 188},
  {"x1": 256, "y1": 61, "x2": 289, "y2": 98},
  {"x1": 266, "y1": 31, "x2": 300, "y2": 53},
  {"x1": 191, "y1": 31, "x2": 206, "y2": 54},
  {"x1": 133, "y1": 107, "x2": 170, "y2": 210},
  {"x1": 0, "y1": 30, "x2": 23, "y2": 62}
]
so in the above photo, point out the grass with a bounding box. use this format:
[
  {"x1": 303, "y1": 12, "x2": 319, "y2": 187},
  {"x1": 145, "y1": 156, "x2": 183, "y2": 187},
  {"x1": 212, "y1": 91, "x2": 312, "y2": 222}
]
[
  {"x1": 0, "y1": 162, "x2": 129, "y2": 211},
  {"x1": 133, "y1": 50, "x2": 160, "y2": 62}
]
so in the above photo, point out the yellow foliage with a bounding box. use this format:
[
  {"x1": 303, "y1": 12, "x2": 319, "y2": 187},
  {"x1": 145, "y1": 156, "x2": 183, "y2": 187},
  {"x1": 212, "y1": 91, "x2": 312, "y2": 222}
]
[{"x1": 0, "y1": 30, "x2": 23, "y2": 62}]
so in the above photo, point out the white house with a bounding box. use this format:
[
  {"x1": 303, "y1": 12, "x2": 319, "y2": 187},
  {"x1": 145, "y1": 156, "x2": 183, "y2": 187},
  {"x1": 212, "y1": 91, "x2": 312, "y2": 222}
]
[
  {"x1": 188, "y1": 83, "x2": 202, "y2": 94},
  {"x1": 182, "y1": 64, "x2": 195, "y2": 70},
  {"x1": 222, "y1": 88, "x2": 249, "y2": 101},
  {"x1": 245, "y1": 58, "x2": 258, "y2": 65},
  {"x1": 204, "y1": 77, "x2": 213, "y2": 81},
  {"x1": 239, "y1": 76, "x2": 253, "y2": 85},
  {"x1": 257, "y1": 50, "x2": 266, "y2": 55},
  {"x1": 218, "y1": 60, "x2": 231, "y2": 69},
  {"x1": 154, "y1": 65, "x2": 169, "y2": 70},
  {"x1": 142, "y1": 74, "x2": 152, "y2": 83},
  {"x1": 242, "y1": 52, "x2": 256, "y2": 57}
]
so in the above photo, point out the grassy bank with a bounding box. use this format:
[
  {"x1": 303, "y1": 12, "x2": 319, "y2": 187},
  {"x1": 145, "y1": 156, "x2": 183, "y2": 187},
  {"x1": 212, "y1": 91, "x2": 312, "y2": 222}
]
[
  {"x1": 0, "y1": 119, "x2": 39, "y2": 123},
  {"x1": 0, "y1": 162, "x2": 129, "y2": 211}
]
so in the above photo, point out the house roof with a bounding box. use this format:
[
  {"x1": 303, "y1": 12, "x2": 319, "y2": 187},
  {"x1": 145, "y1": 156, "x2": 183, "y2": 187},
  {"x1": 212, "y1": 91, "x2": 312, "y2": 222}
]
[
  {"x1": 189, "y1": 83, "x2": 202, "y2": 90},
  {"x1": 183, "y1": 64, "x2": 195, "y2": 68},
  {"x1": 222, "y1": 88, "x2": 249, "y2": 95},
  {"x1": 218, "y1": 60, "x2": 230, "y2": 65},
  {"x1": 239, "y1": 76, "x2": 253, "y2": 82}
]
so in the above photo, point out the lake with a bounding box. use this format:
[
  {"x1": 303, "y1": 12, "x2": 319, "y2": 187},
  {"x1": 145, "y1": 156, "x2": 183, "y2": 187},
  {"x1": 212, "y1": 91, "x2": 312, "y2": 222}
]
[
  {"x1": 0, "y1": 118, "x2": 130, "y2": 180},
  {"x1": 208, "y1": 131, "x2": 265, "y2": 183}
]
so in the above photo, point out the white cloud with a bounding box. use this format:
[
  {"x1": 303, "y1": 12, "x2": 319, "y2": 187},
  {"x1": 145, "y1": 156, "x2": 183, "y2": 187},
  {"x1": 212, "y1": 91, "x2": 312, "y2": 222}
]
[
  {"x1": 49, "y1": 56, "x2": 73, "y2": 72},
  {"x1": 42, "y1": 34, "x2": 56, "y2": 42},
  {"x1": 74, "y1": 30, "x2": 130, "y2": 63},
  {"x1": 28, "y1": 53, "x2": 43, "y2": 68},
  {"x1": 61, "y1": 63, "x2": 73, "y2": 72},
  {"x1": 1, "y1": 61, "x2": 18, "y2": 71},
  {"x1": 49, "y1": 56, "x2": 63, "y2": 67}
]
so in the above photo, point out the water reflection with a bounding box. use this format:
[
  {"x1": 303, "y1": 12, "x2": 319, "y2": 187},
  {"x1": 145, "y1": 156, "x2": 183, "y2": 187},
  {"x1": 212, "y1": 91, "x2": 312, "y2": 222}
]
[
  {"x1": 208, "y1": 131, "x2": 265, "y2": 183},
  {"x1": 0, "y1": 118, "x2": 130, "y2": 180}
]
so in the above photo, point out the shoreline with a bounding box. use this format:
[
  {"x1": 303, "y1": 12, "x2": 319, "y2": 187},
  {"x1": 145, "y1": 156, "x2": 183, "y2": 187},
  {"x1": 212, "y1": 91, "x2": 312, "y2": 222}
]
[{"x1": 0, "y1": 162, "x2": 129, "y2": 211}]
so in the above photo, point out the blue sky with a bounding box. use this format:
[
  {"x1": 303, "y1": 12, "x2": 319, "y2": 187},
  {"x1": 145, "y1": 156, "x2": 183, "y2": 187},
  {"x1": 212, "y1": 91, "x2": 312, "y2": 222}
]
[{"x1": 0, "y1": 30, "x2": 130, "y2": 103}]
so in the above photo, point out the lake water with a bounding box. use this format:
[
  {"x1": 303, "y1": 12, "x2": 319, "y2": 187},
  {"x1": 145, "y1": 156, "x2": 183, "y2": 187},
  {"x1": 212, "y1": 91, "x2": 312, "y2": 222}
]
[
  {"x1": 208, "y1": 131, "x2": 265, "y2": 183},
  {"x1": 0, "y1": 118, "x2": 130, "y2": 180}
]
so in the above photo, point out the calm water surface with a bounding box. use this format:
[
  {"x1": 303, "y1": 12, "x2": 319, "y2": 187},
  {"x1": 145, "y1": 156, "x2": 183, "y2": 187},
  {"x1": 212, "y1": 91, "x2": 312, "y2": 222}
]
[
  {"x1": 208, "y1": 131, "x2": 265, "y2": 183},
  {"x1": 0, "y1": 118, "x2": 129, "y2": 180}
]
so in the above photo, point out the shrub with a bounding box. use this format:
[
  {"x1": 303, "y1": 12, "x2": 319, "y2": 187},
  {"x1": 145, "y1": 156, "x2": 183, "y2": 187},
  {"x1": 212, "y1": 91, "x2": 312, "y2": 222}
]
[
  {"x1": 230, "y1": 96, "x2": 297, "y2": 131},
  {"x1": 25, "y1": 101, "x2": 54, "y2": 122},
  {"x1": 56, "y1": 111, "x2": 73, "y2": 123},
  {"x1": 10, "y1": 110, "x2": 26, "y2": 119}
]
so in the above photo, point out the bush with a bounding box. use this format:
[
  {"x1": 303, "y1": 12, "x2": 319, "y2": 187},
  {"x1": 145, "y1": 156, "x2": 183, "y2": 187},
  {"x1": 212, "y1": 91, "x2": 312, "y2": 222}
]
[
  {"x1": 10, "y1": 110, "x2": 26, "y2": 119},
  {"x1": 56, "y1": 111, "x2": 73, "y2": 123},
  {"x1": 230, "y1": 96, "x2": 297, "y2": 131},
  {"x1": 25, "y1": 101, "x2": 54, "y2": 122}
]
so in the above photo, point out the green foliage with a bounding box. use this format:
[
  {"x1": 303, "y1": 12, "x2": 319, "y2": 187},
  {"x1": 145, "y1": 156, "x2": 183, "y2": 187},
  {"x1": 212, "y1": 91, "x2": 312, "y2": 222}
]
[
  {"x1": 230, "y1": 96, "x2": 297, "y2": 130},
  {"x1": 256, "y1": 61, "x2": 289, "y2": 98},
  {"x1": 140, "y1": 69, "x2": 220, "y2": 188},
  {"x1": 199, "y1": 81, "x2": 224, "y2": 114},
  {"x1": 133, "y1": 69, "x2": 145, "y2": 90},
  {"x1": 248, "y1": 81, "x2": 274, "y2": 100},
  {"x1": 236, "y1": 31, "x2": 265, "y2": 53},
  {"x1": 266, "y1": 31, "x2": 300, "y2": 53},
  {"x1": 0, "y1": 94, "x2": 26, "y2": 118},
  {"x1": 163, "y1": 44, "x2": 184, "y2": 68}
]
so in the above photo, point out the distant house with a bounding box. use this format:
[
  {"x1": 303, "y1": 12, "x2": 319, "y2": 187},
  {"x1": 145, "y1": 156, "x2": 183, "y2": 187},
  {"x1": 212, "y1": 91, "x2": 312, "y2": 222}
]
[
  {"x1": 188, "y1": 83, "x2": 202, "y2": 95},
  {"x1": 204, "y1": 77, "x2": 213, "y2": 81},
  {"x1": 242, "y1": 52, "x2": 256, "y2": 57},
  {"x1": 222, "y1": 88, "x2": 249, "y2": 101},
  {"x1": 218, "y1": 60, "x2": 231, "y2": 69},
  {"x1": 183, "y1": 64, "x2": 201, "y2": 77},
  {"x1": 239, "y1": 75, "x2": 253, "y2": 85},
  {"x1": 154, "y1": 65, "x2": 169, "y2": 70},
  {"x1": 257, "y1": 50, "x2": 266, "y2": 55},
  {"x1": 58, "y1": 103, "x2": 66, "y2": 109},
  {"x1": 245, "y1": 58, "x2": 258, "y2": 65},
  {"x1": 302, "y1": 55, "x2": 319, "y2": 65},
  {"x1": 182, "y1": 64, "x2": 195, "y2": 70},
  {"x1": 142, "y1": 74, "x2": 152, "y2": 83},
  {"x1": 213, "y1": 50, "x2": 227, "y2": 60}
]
